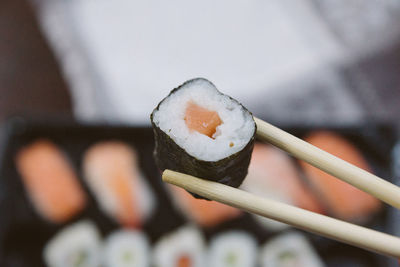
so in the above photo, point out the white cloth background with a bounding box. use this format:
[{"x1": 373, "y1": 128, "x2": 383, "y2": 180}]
[{"x1": 33, "y1": 0, "x2": 400, "y2": 125}]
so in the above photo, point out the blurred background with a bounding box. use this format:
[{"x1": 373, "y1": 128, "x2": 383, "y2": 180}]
[
  {"x1": 1, "y1": 0, "x2": 400, "y2": 266},
  {"x1": 2, "y1": 0, "x2": 400, "y2": 126}
]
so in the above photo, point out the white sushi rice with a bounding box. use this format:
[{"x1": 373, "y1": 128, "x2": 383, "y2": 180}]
[
  {"x1": 241, "y1": 179, "x2": 291, "y2": 231},
  {"x1": 103, "y1": 230, "x2": 150, "y2": 267},
  {"x1": 152, "y1": 225, "x2": 205, "y2": 267},
  {"x1": 137, "y1": 172, "x2": 156, "y2": 221},
  {"x1": 152, "y1": 79, "x2": 255, "y2": 161},
  {"x1": 259, "y1": 231, "x2": 325, "y2": 267},
  {"x1": 207, "y1": 231, "x2": 258, "y2": 267},
  {"x1": 43, "y1": 220, "x2": 102, "y2": 267}
]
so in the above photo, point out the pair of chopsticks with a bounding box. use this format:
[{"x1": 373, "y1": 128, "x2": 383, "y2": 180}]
[{"x1": 162, "y1": 117, "x2": 400, "y2": 258}]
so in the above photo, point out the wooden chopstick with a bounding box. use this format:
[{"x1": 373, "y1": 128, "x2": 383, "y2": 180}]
[
  {"x1": 254, "y1": 117, "x2": 400, "y2": 210},
  {"x1": 163, "y1": 169, "x2": 400, "y2": 258}
]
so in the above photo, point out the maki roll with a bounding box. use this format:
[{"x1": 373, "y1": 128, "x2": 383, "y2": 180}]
[
  {"x1": 151, "y1": 78, "x2": 256, "y2": 194},
  {"x1": 43, "y1": 220, "x2": 101, "y2": 267},
  {"x1": 153, "y1": 225, "x2": 205, "y2": 267},
  {"x1": 259, "y1": 232, "x2": 324, "y2": 267},
  {"x1": 83, "y1": 141, "x2": 155, "y2": 228},
  {"x1": 207, "y1": 231, "x2": 257, "y2": 267},
  {"x1": 15, "y1": 139, "x2": 86, "y2": 223},
  {"x1": 103, "y1": 230, "x2": 150, "y2": 267}
]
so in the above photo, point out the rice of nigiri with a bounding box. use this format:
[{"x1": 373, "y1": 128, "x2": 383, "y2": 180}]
[
  {"x1": 83, "y1": 141, "x2": 155, "y2": 228},
  {"x1": 43, "y1": 220, "x2": 101, "y2": 267},
  {"x1": 15, "y1": 139, "x2": 86, "y2": 223},
  {"x1": 103, "y1": 229, "x2": 150, "y2": 267},
  {"x1": 207, "y1": 231, "x2": 257, "y2": 267},
  {"x1": 153, "y1": 225, "x2": 205, "y2": 267}
]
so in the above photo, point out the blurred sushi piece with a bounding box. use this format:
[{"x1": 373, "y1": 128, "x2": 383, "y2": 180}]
[
  {"x1": 207, "y1": 231, "x2": 257, "y2": 267},
  {"x1": 168, "y1": 185, "x2": 242, "y2": 227},
  {"x1": 15, "y1": 139, "x2": 86, "y2": 223},
  {"x1": 151, "y1": 78, "x2": 256, "y2": 198},
  {"x1": 153, "y1": 225, "x2": 205, "y2": 267},
  {"x1": 103, "y1": 229, "x2": 150, "y2": 267},
  {"x1": 259, "y1": 232, "x2": 325, "y2": 267},
  {"x1": 241, "y1": 143, "x2": 323, "y2": 231},
  {"x1": 43, "y1": 220, "x2": 101, "y2": 267},
  {"x1": 300, "y1": 131, "x2": 381, "y2": 222},
  {"x1": 83, "y1": 141, "x2": 155, "y2": 228}
]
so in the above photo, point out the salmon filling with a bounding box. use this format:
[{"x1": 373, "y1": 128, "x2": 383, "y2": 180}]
[
  {"x1": 177, "y1": 255, "x2": 191, "y2": 267},
  {"x1": 184, "y1": 101, "x2": 222, "y2": 138}
]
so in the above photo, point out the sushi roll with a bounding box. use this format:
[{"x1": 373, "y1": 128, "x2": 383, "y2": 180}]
[
  {"x1": 43, "y1": 220, "x2": 102, "y2": 267},
  {"x1": 259, "y1": 232, "x2": 325, "y2": 267},
  {"x1": 241, "y1": 143, "x2": 323, "y2": 231},
  {"x1": 300, "y1": 131, "x2": 381, "y2": 222},
  {"x1": 151, "y1": 78, "x2": 256, "y2": 196},
  {"x1": 153, "y1": 225, "x2": 205, "y2": 267},
  {"x1": 15, "y1": 139, "x2": 86, "y2": 223},
  {"x1": 83, "y1": 141, "x2": 155, "y2": 228},
  {"x1": 168, "y1": 185, "x2": 241, "y2": 227},
  {"x1": 103, "y1": 229, "x2": 150, "y2": 267},
  {"x1": 207, "y1": 231, "x2": 257, "y2": 267}
]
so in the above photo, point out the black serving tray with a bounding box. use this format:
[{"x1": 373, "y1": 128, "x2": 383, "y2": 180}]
[
  {"x1": 0, "y1": 116, "x2": 397, "y2": 267},
  {"x1": 0, "y1": 117, "x2": 185, "y2": 266}
]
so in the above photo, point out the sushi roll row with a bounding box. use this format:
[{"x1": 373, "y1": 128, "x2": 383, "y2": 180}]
[
  {"x1": 15, "y1": 140, "x2": 156, "y2": 227},
  {"x1": 44, "y1": 221, "x2": 324, "y2": 267},
  {"x1": 44, "y1": 221, "x2": 151, "y2": 267}
]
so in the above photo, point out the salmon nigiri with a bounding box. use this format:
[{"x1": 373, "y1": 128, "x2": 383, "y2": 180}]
[
  {"x1": 300, "y1": 131, "x2": 381, "y2": 222},
  {"x1": 169, "y1": 185, "x2": 241, "y2": 228},
  {"x1": 241, "y1": 143, "x2": 323, "y2": 230},
  {"x1": 83, "y1": 141, "x2": 155, "y2": 228},
  {"x1": 16, "y1": 139, "x2": 86, "y2": 223}
]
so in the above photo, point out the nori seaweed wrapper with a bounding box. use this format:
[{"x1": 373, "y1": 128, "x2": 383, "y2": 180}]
[{"x1": 150, "y1": 78, "x2": 256, "y2": 199}]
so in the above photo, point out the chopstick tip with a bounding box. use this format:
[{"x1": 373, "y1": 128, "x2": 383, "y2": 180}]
[{"x1": 161, "y1": 169, "x2": 173, "y2": 183}]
